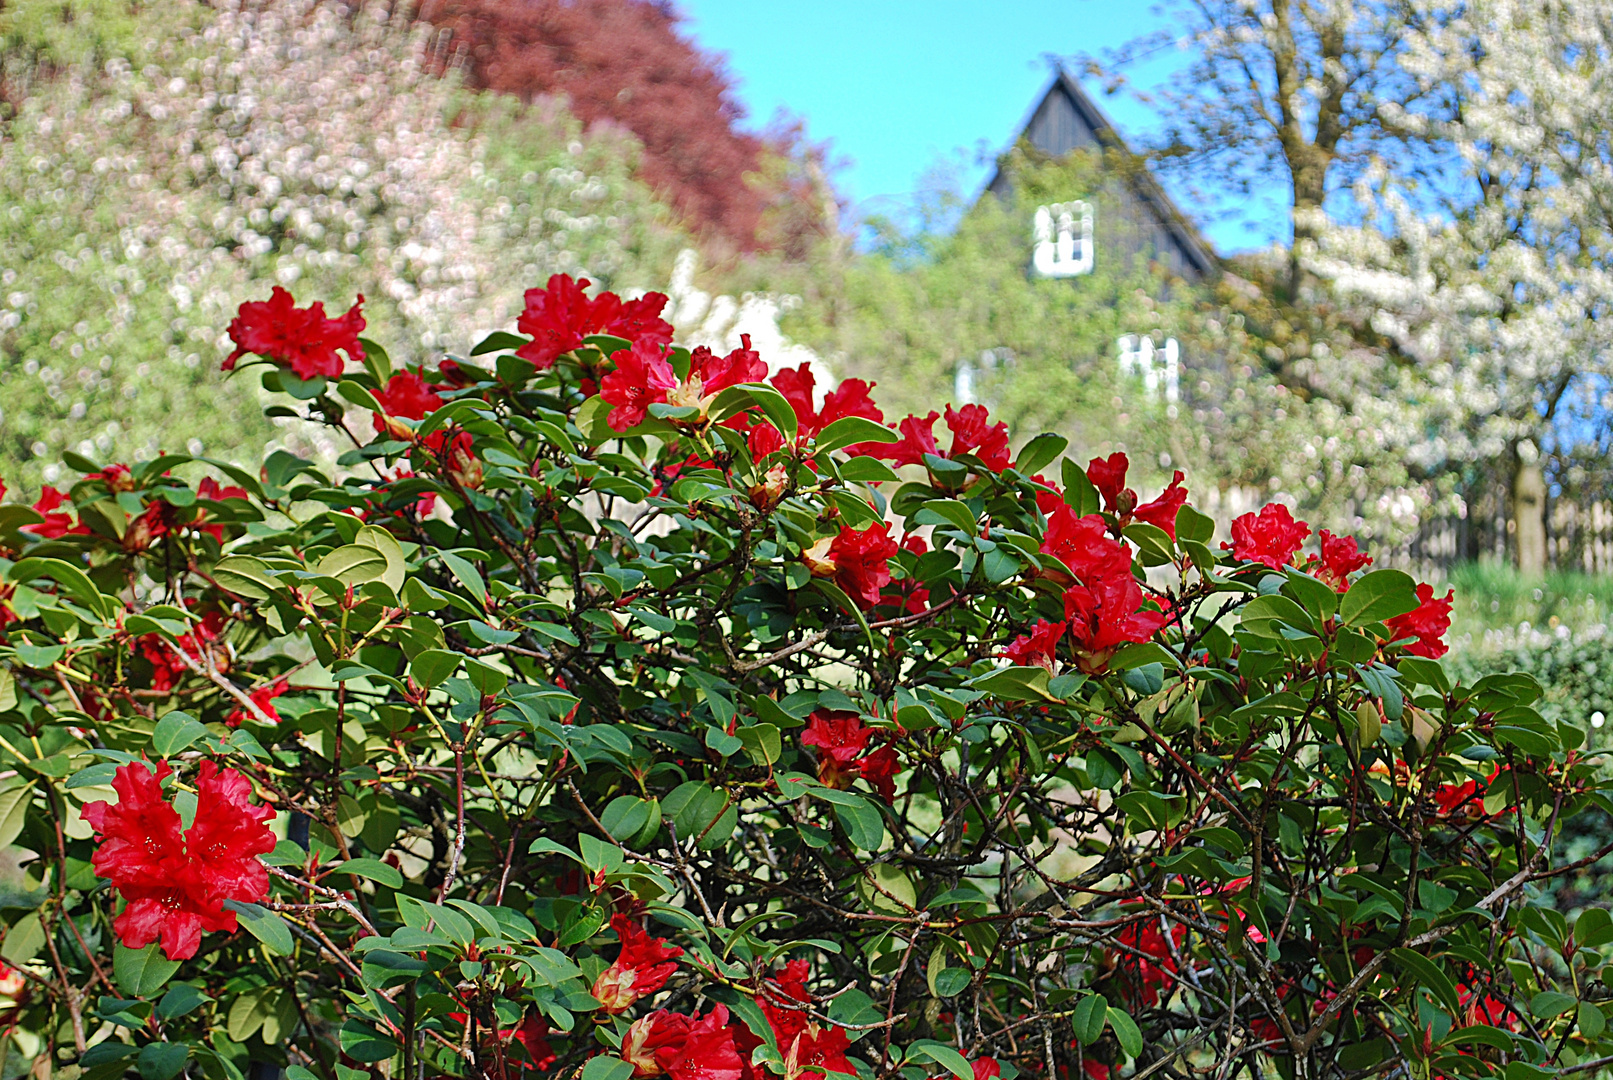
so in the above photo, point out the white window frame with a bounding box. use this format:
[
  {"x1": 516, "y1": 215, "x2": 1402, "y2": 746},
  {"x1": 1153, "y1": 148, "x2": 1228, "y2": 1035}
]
[
  {"x1": 1032, "y1": 201, "x2": 1094, "y2": 278},
  {"x1": 1118, "y1": 334, "x2": 1180, "y2": 402}
]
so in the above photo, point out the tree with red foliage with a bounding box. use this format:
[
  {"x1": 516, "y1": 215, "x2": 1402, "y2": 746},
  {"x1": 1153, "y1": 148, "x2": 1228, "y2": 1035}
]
[{"x1": 418, "y1": 0, "x2": 826, "y2": 251}]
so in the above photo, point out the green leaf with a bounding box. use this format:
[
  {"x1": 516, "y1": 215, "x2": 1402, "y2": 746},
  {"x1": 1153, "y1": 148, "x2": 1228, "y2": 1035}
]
[
  {"x1": 1531, "y1": 991, "x2": 1578, "y2": 1019},
  {"x1": 212, "y1": 555, "x2": 279, "y2": 601},
  {"x1": 152, "y1": 712, "x2": 210, "y2": 757},
  {"x1": 1581, "y1": 1001, "x2": 1607, "y2": 1040},
  {"x1": 440, "y1": 550, "x2": 489, "y2": 606},
  {"x1": 711, "y1": 383, "x2": 799, "y2": 445},
  {"x1": 915, "y1": 499, "x2": 977, "y2": 535},
  {"x1": 816, "y1": 415, "x2": 898, "y2": 453},
  {"x1": 933, "y1": 966, "x2": 971, "y2": 997},
  {"x1": 1442, "y1": 1025, "x2": 1517, "y2": 1051},
  {"x1": 1390, "y1": 948, "x2": 1462, "y2": 1017},
  {"x1": 410, "y1": 649, "x2": 461, "y2": 690},
  {"x1": 735, "y1": 723, "x2": 781, "y2": 766},
  {"x1": 909, "y1": 1041, "x2": 973, "y2": 1080},
  {"x1": 967, "y1": 665, "x2": 1057, "y2": 702},
  {"x1": 0, "y1": 781, "x2": 35, "y2": 848},
  {"x1": 0, "y1": 912, "x2": 44, "y2": 964},
  {"x1": 582, "y1": 1056, "x2": 635, "y2": 1080},
  {"x1": 1106, "y1": 1006, "x2": 1143, "y2": 1058},
  {"x1": 156, "y1": 983, "x2": 212, "y2": 1020},
  {"x1": 1072, "y1": 994, "x2": 1108, "y2": 1046},
  {"x1": 471, "y1": 331, "x2": 530, "y2": 357},
  {"x1": 222, "y1": 901, "x2": 295, "y2": 956},
  {"x1": 1015, "y1": 432, "x2": 1068, "y2": 476},
  {"x1": 114, "y1": 943, "x2": 182, "y2": 997},
  {"x1": 334, "y1": 858, "x2": 404, "y2": 889},
  {"x1": 1060, "y1": 458, "x2": 1100, "y2": 516},
  {"x1": 336, "y1": 380, "x2": 385, "y2": 414},
  {"x1": 9, "y1": 556, "x2": 109, "y2": 618},
  {"x1": 316, "y1": 545, "x2": 389, "y2": 587},
  {"x1": 137, "y1": 1042, "x2": 190, "y2": 1080},
  {"x1": 838, "y1": 456, "x2": 901, "y2": 484},
  {"x1": 834, "y1": 798, "x2": 885, "y2": 852},
  {"x1": 1340, "y1": 569, "x2": 1420, "y2": 628}
]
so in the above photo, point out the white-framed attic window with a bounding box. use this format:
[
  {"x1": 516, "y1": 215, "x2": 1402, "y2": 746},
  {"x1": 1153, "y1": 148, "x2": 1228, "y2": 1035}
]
[{"x1": 1032, "y1": 201, "x2": 1094, "y2": 278}]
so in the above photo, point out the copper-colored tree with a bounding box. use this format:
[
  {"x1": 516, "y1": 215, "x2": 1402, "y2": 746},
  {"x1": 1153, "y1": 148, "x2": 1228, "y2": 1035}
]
[{"x1": 420, "y1": 0, "x2": 822, "y2": 252}]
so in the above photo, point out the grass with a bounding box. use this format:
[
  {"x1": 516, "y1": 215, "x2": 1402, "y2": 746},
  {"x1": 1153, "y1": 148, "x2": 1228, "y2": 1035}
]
[{"x1": 1445, "y1": 561, "x2": 1613, "y2": 645}]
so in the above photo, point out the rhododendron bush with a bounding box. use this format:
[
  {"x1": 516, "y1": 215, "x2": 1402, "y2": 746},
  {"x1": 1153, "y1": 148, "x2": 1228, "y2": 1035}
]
[{"x1": 0, "y1": 278, "x2": 1607, "y2": 1080}]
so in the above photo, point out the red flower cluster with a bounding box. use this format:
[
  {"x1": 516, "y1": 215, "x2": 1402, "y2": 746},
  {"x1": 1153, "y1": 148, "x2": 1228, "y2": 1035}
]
[
  {"x1": 622, "y1": 1004, "x2": 744, "y2": 1080},
  {"x1": 602, "y1": 340, "x2": 680, "y2": 433},
  {"x1": 1086, "y1": 453, "x2": 1189, "y2": 539},
  {"x1": 371, "y1": 370, "x2": 445, "y2": 438},
  {"x1": 674, "y1": 335, "x2": 768, "y2": 406},
  {"x1": 591, "y1": 914, "x2": 684, "y2": 1013},
  {"x1": 1224, "y1": 503, "x2": 1310, "y2": 570},
  {"x1": 1387, "y1": 583, "x2": 1455, "y2": 658},
  {"x1": 26, "y1": 486, "x2": 88, "y2": 539},
  {"x1": 516, "y1": 273, "x2": 674, "y2": 369},
  {"x1": 802, "y1": 522, "x2": 900, "y2": 610},
  {"x1": 1002, "y1": 618, "x2": 1067, "y2": 673},
  {"x1": 753, "y1": 960, "x2": 855, "y2": 1080},
  {"x1": 877, "y1": 404, "x2": 1010, "y2": 474},
  {"x1": 137, "y1": 610, "x2": 227, "y2": 694},
  {"x1": 1039, "y1": 507, "x2": 1167, "y2": 673},
  {"x1": 227, "y1": 679, "x2": 289, "y2": 728},
  {"x1": 766, "y1": 363, "x2": 884, "y2": 449},
  {"x1": 1112, "y1": 914, "x2": 1186, "y2": 1007},
  {"x1": 223, "y1": 287, "x2": 366, "y2": 379},
  {"x1": 800, "y1": 710, "x2": 902, "y2": 803},
  {"x1": 1312, "y1": 529, "x2": 1372, "y2": 591},
  {"x1": 82, "y1": 760, "x2": 277, "y2": 960}
]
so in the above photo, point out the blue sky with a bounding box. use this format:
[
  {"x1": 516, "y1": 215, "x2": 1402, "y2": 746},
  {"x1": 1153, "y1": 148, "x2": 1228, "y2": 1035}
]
[{"x1": 675, "y1": 0, "x2": 1273, "y2": 253}]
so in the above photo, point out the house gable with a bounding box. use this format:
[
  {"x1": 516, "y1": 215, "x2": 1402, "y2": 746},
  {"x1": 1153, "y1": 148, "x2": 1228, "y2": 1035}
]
[{"x1": 987, "y1": 69, "x2": 1216, "y2": 283}]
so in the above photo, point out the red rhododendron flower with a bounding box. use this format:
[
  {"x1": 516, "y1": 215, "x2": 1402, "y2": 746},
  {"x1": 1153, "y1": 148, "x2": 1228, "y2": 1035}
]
[
  {"x1": 974, "y1": 1060, "x2": 1002, "y2": 1080},
  {"x1": 227, "y1": 679, "x2": 288, "y2": 728},
  {"x1": 1063, "y1": 576, "x2": 1169, "y2": 674},
  {"x1": 1003, "y1": 619, "x2": 1068, "y2": 673},
  {"x1": 800, "y1": 710, "x2": 873, "y2": 788},
  {"x1": 122, "y1": 501, "x2": 174, "y2": 554},
  {"x1": 878, "y1": 405, "x2": 1009, "y2": 473},
  {"x1": 747, "y1": 420, "x2": 785, "y2": 459},
  {"x1": 1313, "y1": 529, "x2": 1372, "y2": 591},
  {"x1": 661, "y1": 1005, "x2": 744, "y2": 1080},
  {"x1": 371, "y1": 370, "x2": 444, "y2": 436},
  {"x1": 1031, "y1": 475, "x2": 1064, "y2": 517},
  {"x1": 224, "y1": 286, "x2": 365, "y2": 379},
  {"x1": 670, "y1": 335, "x2": 767, "y2": 410},
  {"x1": 1386, "y1": 582, "x2": 1455, "y2": 659},
  {"x1": 516, "y1": 274, "x2": 673, "y2": 368},
  {"x1": 623, "y1": 1010, "x2": 693, "y2": 1077},
  {"x1": 1224, "y1": 503, "x2": 1311, "y2": 570},
  {"x1": 516, "y1": 1013, "x2": 556, "y2": 1071},
  {"x1": 800, "y1": 711, "x2": 901, "y2": 804},
  {"x1": 82, "y1": 759, "x2": 276, "y2": 959},
  {"x1": 26, "y1": 486, "x2": 86, "y2": 539},
  {"x1": 1087, "y1": 453, "x2": 1130, "y2": 511},
  {"x1": 1113, "y1": 914, "x2": 1185, "y2": 1007},
  {"x1": 1084, "y1": 454, "x2": 1189, "y2": 539},
  {"x1": 1134, "y1": 472, "x2": 1188, "y2": 539},
  {"x1": 1040, "y1": 507, "x2": 1134, "y2": 585},
  {"x1": 872, "y1": 533, "x2": 930, "y2": 617},
  {"x1": 192, "y1": 477, "x2": 249, "y2": 544},
  {"x1": 90, "y1": 463, "x2": 138, "y2": 493},
  {"x1": 782, "y1": 1022, "x2": 853, "y2": 1080},
  {"x1": 803, "y1": 522, "x2": 899, "y2": 610},
  {"x1": 602, "y1": 340, "x2": 679, "y2": 433},
  {"x1": 770, "y1": 364, "x2": 884, "y2": 443},
  {"x1": 591, "y1": 913, "x2": 683, "y2": 1012}
]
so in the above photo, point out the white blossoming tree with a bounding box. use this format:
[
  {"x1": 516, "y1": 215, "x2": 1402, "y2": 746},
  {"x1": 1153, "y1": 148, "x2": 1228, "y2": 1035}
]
[{"x1": 1311, "y1": 0, "x2": 1613, "y2": 572}]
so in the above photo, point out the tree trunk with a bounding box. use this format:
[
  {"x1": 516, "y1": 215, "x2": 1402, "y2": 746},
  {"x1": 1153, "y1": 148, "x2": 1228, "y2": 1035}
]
[{"x1": 1513, "y1": 459, "x2": 1547, "y2": 575}]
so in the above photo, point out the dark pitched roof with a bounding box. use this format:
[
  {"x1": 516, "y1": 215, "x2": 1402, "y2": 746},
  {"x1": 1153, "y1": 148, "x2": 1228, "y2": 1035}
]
[{"x1": 986, "y1": 66, "x2": 1217, "y2": 282}]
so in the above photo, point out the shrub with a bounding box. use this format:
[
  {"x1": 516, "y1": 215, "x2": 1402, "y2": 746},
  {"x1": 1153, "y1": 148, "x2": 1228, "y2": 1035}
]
[{"x1": 0, "y1": 278, "x2": 1603, "y2": 1080}]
